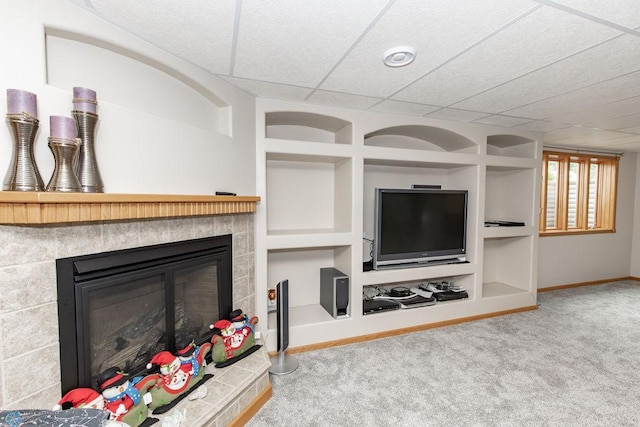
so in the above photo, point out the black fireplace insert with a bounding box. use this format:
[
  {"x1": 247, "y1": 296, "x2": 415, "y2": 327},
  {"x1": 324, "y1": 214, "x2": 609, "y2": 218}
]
[{"x1": 56, "y1": 235, "x2": 233, "y2": 394}]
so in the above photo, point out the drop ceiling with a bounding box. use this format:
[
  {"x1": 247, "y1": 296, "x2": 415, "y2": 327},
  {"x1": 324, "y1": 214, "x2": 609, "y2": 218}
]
[{"x1": 68, "y1": 0, "x2": 640, "y2": 152}]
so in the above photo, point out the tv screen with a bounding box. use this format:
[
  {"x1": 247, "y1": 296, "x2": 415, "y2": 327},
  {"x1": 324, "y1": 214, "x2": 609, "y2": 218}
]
[{"x1": 373, "y1": 188, "x2": 468, "y2": 269}]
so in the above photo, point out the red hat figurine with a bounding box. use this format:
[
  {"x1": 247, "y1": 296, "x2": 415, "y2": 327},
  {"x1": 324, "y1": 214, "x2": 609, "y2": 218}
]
[{"x1": 53, "y1": 388, "x2": 104, "y2": 411}]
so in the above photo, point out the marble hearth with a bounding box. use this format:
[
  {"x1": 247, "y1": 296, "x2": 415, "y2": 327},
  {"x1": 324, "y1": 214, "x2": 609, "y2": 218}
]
[{"x1": 0, "y1": 211, "x2": 268, "y2": 424}]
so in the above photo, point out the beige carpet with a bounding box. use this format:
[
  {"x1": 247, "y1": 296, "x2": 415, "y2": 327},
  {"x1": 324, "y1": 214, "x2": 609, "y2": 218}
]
[{"x1": 248, "y1": 279, "x2": 640, "y2": 426}]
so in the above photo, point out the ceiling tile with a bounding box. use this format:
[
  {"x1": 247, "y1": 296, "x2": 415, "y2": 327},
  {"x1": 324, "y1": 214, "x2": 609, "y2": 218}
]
[
  {"x1": 425, "y1": 108, "x2": 489, "y2": 122},
  {"x1": 369, "y1": 100, "x2": 440, "y2": 116},
  {"x1": 455, "y1": 35, "x2": 640, "y2": 115},
  {"x1": 515, "y1": 121, "x2": 569, "y2": 132},
  {"x1": 545, "y1": 129, "x2": 631, "y2": 145},
  {"x1": 472, "y1": 115, "x2": 533, "y2": 127},
  {"x1": 232, "y1": 0, "x2": 389, "y2": 87},
  {"x1": 544, "y1": 125, "x2": 609, "y2": 141},
  {"x1": 593, "y1": 113, "x2": 640, "y2": 131},
  {"x1": 503, "y1": 67, "x2": 640, "y2": 121},
  {"x1": 551, "y1": 95, "x2": 640, "y2": 127},
  {"x1": 219, "y1": 77, "x2": 312, "y2": 101},
  {"x1": 619, "y1": 125, "x2": 640, "y2": 134},
  {"x1": 542, "y1": 0, "x2": 640, "y2": 29},
  {"x1": 393, "y1": 5, "x2": 620, "y2": 107},
  {"x1": 319, "y1": 0, "x2": 536, "y2": 98},
  {"x1": 87, "y1": 0, "x2": 237, "y2": 74},
  {"x1": 306, "y1": 90, "x2": 381, "y2": 110}
]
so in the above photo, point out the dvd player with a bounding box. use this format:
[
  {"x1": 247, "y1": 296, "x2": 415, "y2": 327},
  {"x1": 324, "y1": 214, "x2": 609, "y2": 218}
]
[
  {"x1": 433, "y1": 290, "x2": 469, "y2": 301},
  {"x1": 484, "y1": 220, "x2": 525, "y2": 227},
  {"x1": 399, "y1": 295, "x2": 436, "y2": 308},
  {"x1": 363, "y1": 299, "x2": 400, "y2": 315}
]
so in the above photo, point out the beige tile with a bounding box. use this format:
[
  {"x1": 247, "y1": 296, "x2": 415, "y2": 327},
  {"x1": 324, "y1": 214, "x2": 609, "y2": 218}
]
[
  {"x1": 138, "y1": 219, "x2": 172, "y2": 246},
  {"x1": 3, "y1": 383, "x2": 61, "y2": 410},
  {"x1": 213, "y1": 215, "x2": 233, "y2": 236},
  {"x1": 193, "y1": 217, "x2": 216, "y2": 238},
  {"x1": 232, "y1": 214, "x2": 249, "y2": 234},
  {"x1": 1, "y1": 303, "x2": 59, "y2": 359},
  {"x1": 55, "y1": 223, "x2": 103, "y2": 259},
  {"x1": 0, "y1": 226, "x2": 56, "y2": 267},
  {"x1": 233, "y1": 232, "x2": 248, "y2": 258},
  {"x1": 200, "y1": 378, "x2": 235, "y2": 412},
  {"x1": 103, "y1": 220, "x2": 140, "y2": 251},
  {"x1": 167, "y1": 217, "x2": 196, "y2": 242},
  {"x1": 4, "y1": 345, "x2": 60, "y2": 402},
  {"x1": 233, "y1": 253, "x2": 249, "y2": 280},
  {"x1": 0, "y1": 262, "x2": 56, "y2": 313}
]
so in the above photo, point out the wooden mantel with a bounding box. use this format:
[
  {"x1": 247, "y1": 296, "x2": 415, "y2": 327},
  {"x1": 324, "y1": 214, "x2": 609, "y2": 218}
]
[{"x1": 0, "y1": 192, "x2": 260, "y2": 225}]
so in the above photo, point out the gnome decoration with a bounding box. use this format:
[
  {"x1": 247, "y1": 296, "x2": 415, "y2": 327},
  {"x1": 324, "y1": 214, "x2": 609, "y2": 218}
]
[
  {"x1": 146, "y1": 342, "x2": 212, "y2": 415},
  {"x1": 97, "y1": 367, "x2": 158, "y2": 427},
  {"x1": 210, "y1": 309, "x2": 260, "y2": 367},
  {"x1": 53, "y1": 388, "x2": 105, "y2": 411}
]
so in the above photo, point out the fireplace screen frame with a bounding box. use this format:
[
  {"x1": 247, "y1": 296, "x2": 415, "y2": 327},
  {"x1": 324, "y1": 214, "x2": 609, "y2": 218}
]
[{"x1": 56, "y1": 235, "x2": 233, "y2": 394}]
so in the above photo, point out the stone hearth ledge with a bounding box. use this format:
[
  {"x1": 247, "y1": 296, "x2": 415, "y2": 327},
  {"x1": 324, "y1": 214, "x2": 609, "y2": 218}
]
[
  {"x1": 0, "y1": 192, "x2": 260, "y2": 225},
  {"x1": 156, "y1": 343, "x2": 271, "y2": 426}
]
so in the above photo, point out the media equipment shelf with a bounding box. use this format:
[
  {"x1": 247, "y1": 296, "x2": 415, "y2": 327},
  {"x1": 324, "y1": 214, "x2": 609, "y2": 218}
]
[
  {"x1": 360, "y1": 263, "x2": 477, "y2": 287},
  {"x1": 255, "y1": 100, "x2": 541, "y2": 352}
]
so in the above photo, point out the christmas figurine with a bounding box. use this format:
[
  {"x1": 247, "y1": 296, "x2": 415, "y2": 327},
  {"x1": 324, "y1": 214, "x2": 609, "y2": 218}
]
[
  {"x1": 97, "y1": 367, "x2": 158, "y2": 427},
  {"x1": 210, "y1": 309, "x2": 260, "y2": 367},
  {"x1": 146, "y1": 342, "x2": 212, "y2": 414},
  {"x1": 53, "y1": 388, "x2": 105, "y2": 411}
]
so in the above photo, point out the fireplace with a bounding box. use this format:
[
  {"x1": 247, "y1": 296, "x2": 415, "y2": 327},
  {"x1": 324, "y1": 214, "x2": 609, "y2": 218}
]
[{"x1": 56, "y1": 234, "x2": 233, "y2": 394}]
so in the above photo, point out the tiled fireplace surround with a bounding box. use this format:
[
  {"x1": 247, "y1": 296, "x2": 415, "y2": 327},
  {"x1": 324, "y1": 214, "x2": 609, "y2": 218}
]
[{"x1": 0, "y1": 213, "x2": 270, "y2": 425}]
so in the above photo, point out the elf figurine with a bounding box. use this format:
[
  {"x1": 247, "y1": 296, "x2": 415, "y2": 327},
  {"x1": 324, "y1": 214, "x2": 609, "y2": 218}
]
[
  {"x1": 210, "y1": 309, "x2": 260, "y2": 367},
  {"x1": 96, "y1": 367, "x2": 158, "y2": 427},
  {"x1": 146, "y1": 342, "x2": 212, "y2": 414}
]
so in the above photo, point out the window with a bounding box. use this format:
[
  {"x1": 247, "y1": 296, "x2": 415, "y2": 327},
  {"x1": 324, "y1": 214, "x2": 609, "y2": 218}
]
[{"x1": 540, "y1": 151, "x2": 618, "y2": 235}]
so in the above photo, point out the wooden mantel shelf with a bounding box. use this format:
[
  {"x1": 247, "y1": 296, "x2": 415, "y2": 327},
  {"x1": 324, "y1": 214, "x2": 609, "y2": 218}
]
[{"x1": 0, "y1": 192, "x2": 261, "y2": 225}]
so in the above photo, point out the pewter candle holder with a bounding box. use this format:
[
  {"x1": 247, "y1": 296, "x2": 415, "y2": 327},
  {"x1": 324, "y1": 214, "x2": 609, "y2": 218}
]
[
  {"x1": 3, "y1": 113, "x2": 45, "y2": 191},
  {"x1": 72, "y1": 110, "x2": 103, "y2": 192},
  {"x1": 46, "y1": 137, "x2": 81, "y2": 192}
]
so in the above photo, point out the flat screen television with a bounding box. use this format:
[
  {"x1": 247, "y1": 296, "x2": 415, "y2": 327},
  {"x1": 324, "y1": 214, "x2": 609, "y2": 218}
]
[{"x1": 373, "y1": 188, "x2": 468, "y2": 270}]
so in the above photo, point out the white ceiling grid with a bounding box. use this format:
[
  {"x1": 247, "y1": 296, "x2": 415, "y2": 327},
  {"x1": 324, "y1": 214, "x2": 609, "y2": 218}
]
[{"x1": 67, "y1": 0, "x2": 640, "y2": 152}]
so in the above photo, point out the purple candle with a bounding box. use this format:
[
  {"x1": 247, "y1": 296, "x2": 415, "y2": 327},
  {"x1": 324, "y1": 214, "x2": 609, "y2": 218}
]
[
  {"x1": 7, "y1": 89, "x2": 37, "y2": 118},
  {"x1": 50, "y1": 116, "x2": 77, "y2": 139},
  {"x1": 72, "y1": 87, "x2": 97, "y2": 114}
]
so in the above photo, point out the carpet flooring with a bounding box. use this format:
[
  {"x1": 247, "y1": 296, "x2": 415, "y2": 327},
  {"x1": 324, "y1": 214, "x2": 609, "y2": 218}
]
[{"x1": 247, "y1": 280, "x2": 640, "y2": 426}]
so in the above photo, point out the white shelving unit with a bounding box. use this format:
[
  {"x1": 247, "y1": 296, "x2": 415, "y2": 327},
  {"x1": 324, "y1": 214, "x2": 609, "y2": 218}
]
[{"x1": 255, "y1": 100, "x2": 541, "y2": 351}]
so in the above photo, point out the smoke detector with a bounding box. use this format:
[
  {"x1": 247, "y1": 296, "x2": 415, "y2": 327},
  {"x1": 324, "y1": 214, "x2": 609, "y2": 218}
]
[{"x1": 383, "y1": 46, "x2": 417, "y2": 67}]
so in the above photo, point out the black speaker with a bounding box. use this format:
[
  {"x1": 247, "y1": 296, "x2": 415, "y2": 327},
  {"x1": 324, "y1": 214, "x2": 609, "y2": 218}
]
[
  {"x1": 269, "y1": 279, "x2": 298, "y2": 375},
  {"x1": 320, "y1": 267, "x2": 350, "y2": 318}
]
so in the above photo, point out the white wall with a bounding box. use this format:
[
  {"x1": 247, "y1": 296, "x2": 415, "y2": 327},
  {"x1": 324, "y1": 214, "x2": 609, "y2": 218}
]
[
  {"x1": 630, "y1": 155, "x2": 640, "y2": 277},
  {"x1": 1, "y1": 0, "x2": 255, "y2": 195},
  {"x1": 538, "y1": 152, "x2": 637, "y2": 288}
]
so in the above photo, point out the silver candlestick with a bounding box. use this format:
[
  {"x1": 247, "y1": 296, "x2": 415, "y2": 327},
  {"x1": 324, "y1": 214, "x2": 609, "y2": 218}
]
[
  {"x1": 3, "y1": 113, "x2": 45, "y2": 191},
  {"x1": 46, "y1": 137, "x2": 81, "y2": 192},
  {"x1": 72, "y1": 110, "x2": 103, "y2": 192}
]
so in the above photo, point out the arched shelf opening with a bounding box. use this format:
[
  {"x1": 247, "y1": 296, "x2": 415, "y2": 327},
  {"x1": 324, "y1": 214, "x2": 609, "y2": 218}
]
[
  {"x1": 265, "y1": 111, "x2": 352, "y2": 144},
  {"x1": 364, "y1": 125, "x2": 477, "y2": 153},
  {"x1": 487, "y1": 134, "x2": 537, "y2": 159}
]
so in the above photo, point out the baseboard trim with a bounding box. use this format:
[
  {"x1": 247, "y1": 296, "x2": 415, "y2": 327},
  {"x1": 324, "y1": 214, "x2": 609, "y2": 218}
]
[
  {"x1": 228, "y1": 382, "x2": 273, "y2": 427},
  {"x1": 537, "y1": 276, "x2": 640, "y2": 292},
  {"x1": 273, "y1": 305, "x2": 537, "y2": 356}
]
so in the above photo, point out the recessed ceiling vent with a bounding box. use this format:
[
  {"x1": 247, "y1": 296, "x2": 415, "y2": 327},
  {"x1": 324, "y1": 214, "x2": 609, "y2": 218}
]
[{"x1": 383, "y1": 46, "x2": 416, "y2": 67}]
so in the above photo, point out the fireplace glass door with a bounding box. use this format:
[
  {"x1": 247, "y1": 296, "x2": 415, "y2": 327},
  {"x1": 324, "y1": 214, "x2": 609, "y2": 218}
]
[{"x1": 57, "y1": 235, "x2": 232, "y2": 393}]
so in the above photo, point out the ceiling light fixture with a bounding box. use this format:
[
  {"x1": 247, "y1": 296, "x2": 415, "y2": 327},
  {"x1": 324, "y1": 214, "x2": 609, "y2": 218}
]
[{"x1": 383, "y1": 46, "x2": 416, "y2": 67}]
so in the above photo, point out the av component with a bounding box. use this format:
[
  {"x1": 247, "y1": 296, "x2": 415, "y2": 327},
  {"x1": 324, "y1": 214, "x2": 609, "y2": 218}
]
[
  {"x1": 320, "y1": 267, "x2": 350, "y2": 319},
  {"x1": 269, "y1": 279, "x2": 299, "y2": 375}
]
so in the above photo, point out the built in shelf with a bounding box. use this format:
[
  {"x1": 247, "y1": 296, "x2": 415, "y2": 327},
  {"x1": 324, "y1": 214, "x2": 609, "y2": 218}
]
[{"x1": 0, "y1": 192, "x2": 260, "y2": 225}]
